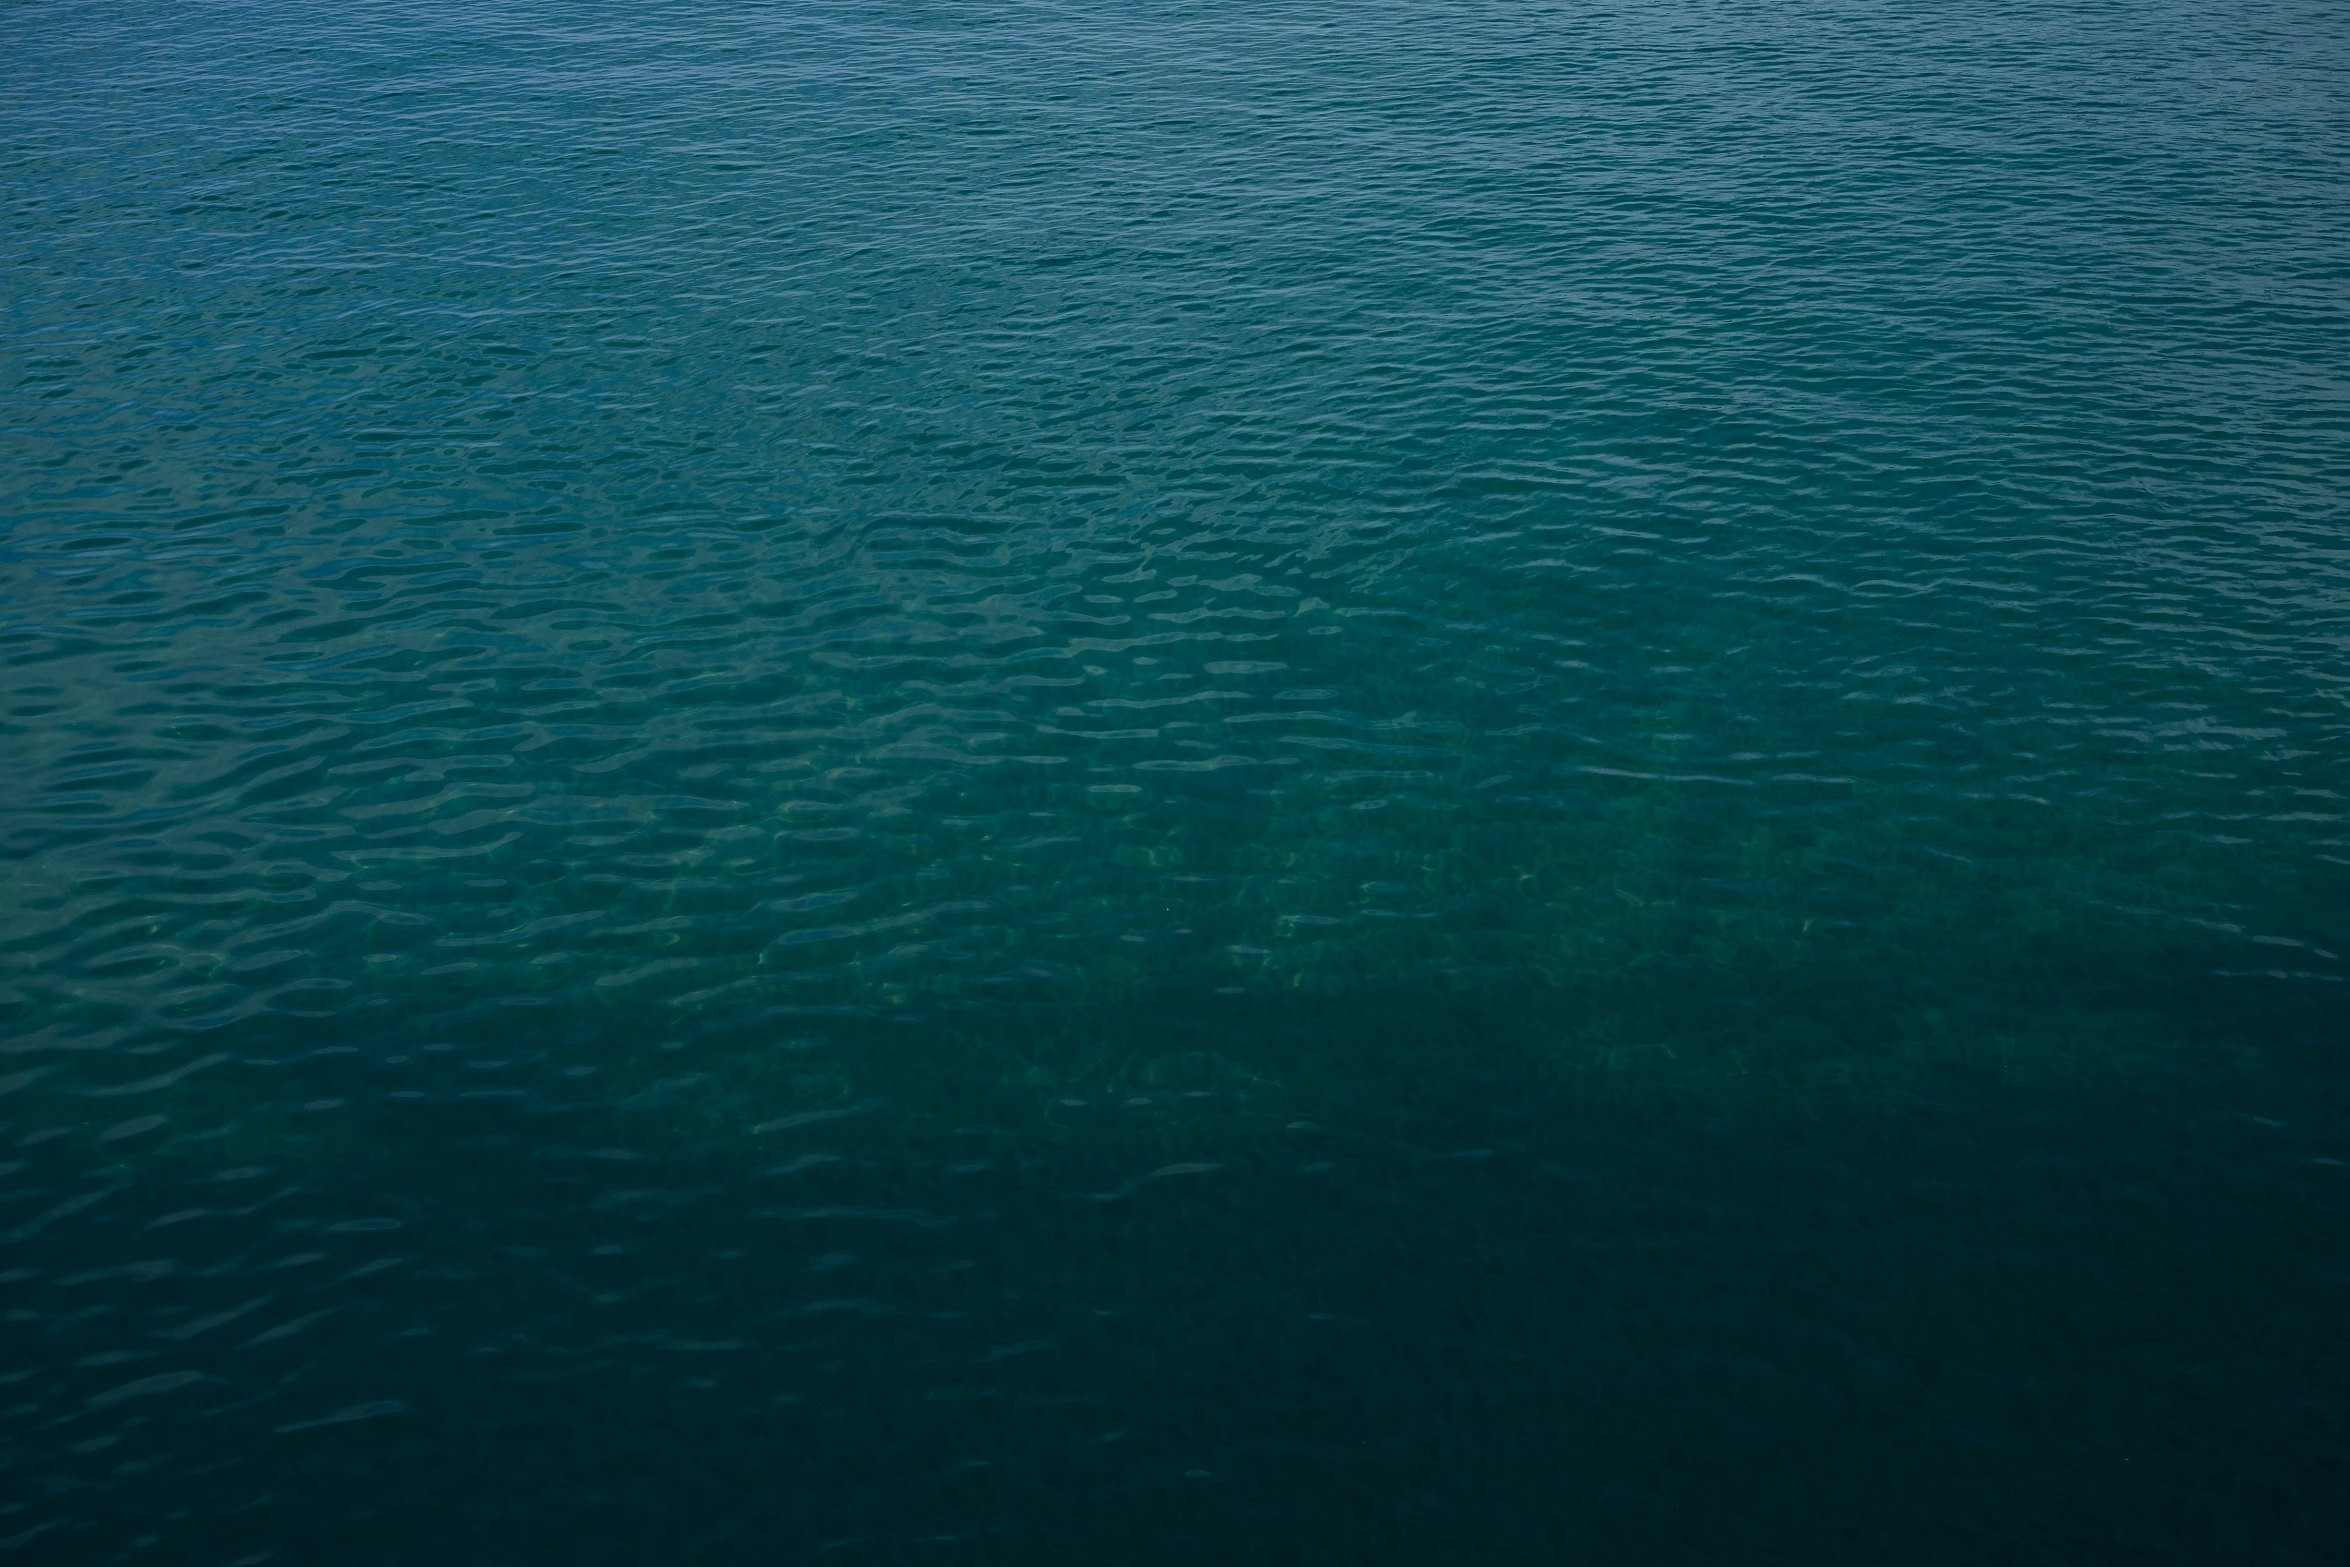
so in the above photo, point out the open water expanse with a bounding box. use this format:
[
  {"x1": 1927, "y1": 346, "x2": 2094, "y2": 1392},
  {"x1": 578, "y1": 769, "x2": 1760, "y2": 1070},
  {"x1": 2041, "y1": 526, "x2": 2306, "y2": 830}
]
[{"x1": 5, "y1": 0, "x2": 2350, "y2": 1561}]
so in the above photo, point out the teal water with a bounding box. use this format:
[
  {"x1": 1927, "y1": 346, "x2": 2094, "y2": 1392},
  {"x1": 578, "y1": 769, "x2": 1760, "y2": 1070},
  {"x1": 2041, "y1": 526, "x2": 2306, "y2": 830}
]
[{"x1": 5, "y1": 0, "x2": 2350, "y2": 1559}]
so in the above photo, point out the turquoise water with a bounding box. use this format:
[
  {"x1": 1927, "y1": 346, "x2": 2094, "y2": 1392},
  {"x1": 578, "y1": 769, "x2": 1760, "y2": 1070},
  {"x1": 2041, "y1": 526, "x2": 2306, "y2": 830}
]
[{"x1": 5, "y1": 0, "x2": 2349, "y2": 1559}]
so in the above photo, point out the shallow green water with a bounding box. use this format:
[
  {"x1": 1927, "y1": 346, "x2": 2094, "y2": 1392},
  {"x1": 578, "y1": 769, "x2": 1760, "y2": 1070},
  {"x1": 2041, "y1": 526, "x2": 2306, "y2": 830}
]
[{"x1": 4, "y1": 0, "x2": 2349, "y2": 1560}]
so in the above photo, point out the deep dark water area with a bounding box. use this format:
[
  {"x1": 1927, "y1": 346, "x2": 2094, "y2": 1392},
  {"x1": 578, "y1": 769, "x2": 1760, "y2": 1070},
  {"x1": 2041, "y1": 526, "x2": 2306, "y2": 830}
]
[{"x1": 11, "y1": 964, "x2": 2348, "y2": 1565}]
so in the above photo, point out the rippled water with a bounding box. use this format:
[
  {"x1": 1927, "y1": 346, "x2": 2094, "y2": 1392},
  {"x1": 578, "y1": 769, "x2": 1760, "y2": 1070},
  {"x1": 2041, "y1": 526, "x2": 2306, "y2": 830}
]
[{"x1": 5, "y1": 0, "x2": 2349, "y2": 1560}]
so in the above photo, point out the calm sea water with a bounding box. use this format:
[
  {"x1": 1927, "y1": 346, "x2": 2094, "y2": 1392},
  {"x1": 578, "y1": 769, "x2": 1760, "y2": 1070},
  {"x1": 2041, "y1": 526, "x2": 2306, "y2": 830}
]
[{"x1": 5, "y1": 0, "x2": 2349, "y2": 1560}]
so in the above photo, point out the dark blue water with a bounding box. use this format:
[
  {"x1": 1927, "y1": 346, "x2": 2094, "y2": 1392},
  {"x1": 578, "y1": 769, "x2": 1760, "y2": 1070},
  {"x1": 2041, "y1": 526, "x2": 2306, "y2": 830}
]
[{"x1": 5, "y1": 0, "x2": 2349, "y2": 1560}]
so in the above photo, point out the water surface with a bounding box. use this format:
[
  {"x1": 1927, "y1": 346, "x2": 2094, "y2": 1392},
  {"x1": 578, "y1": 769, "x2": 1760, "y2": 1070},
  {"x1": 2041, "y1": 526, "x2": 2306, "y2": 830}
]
[{"x1": 5, "y1": 1, "x2": 2350, "y2": 1561}]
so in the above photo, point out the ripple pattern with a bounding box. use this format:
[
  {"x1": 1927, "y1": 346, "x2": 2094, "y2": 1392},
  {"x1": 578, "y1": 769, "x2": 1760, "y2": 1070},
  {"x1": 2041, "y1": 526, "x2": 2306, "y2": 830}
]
[{"x1": 5, "y1": 0, "x2": 2350, "y2": 1562}]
